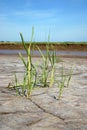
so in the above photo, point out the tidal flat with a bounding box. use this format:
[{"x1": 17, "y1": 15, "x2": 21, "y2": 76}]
[{"x1": 0, "y1": 55, "x2": 87, "y2": 130}]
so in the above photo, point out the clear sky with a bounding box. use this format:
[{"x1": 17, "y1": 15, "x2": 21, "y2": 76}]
[{"x1": 0, "y1": 0, "x2": 87, "y2": 42}]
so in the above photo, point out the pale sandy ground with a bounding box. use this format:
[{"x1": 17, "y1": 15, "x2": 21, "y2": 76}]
[{"x1": 0, "y1": 55, "x2": 87, "y2": 130}]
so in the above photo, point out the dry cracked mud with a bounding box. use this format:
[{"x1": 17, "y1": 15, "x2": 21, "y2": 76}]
[{"x1": 0, "y1": 55, "x2": 87, "y2": 130}]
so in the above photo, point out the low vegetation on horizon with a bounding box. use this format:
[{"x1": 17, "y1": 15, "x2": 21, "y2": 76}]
[{"x1": 0, "y1": 41, "x2": 87, "y2": 45}]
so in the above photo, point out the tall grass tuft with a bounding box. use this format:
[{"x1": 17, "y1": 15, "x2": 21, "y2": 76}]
[
  {"x1": 19, "y1": 27, "x2": 37, "y2": 98},
  {"x1": 8, "y1": 27, "x2": 73, "y2": 100},
  {"x1": 56, "y1": 64, "x2": 73, "y2": 100},
  {"x1": 36, "y1": 32, "x2": 57, "y2": 87}
]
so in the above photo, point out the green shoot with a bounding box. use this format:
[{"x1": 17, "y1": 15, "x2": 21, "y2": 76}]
[{"x1": 66, "y1": 66, "x2": 73, "y2": 88}]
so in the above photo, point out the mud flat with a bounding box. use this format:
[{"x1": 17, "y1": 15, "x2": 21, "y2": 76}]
[
  {"x1": 0, "y1": 55, "x2": 87, "y2": 130},
  {"x1": 0, "y1": 43, "x2": 87, "y2": 51}
]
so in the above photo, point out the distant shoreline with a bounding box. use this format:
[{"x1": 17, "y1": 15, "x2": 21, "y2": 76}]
[{"x1": 0, "y1": 43, "x2": 87, "y2": 51}]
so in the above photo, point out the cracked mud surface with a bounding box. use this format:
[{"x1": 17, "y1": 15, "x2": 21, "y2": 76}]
[{"x1": 0, "y1": 55, "x2": 87, "y2": 130}]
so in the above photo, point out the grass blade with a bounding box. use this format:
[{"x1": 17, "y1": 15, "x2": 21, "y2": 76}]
[
  {"x1": 66, "y1": 66, "x2": 73, "y2": 87},
  {"x1": 19, "y1": 52, "x2": 27, "y2": 69},
  {"x1": 36, "y1": 46, "x2": 45, "y2": 61},
  {"x1": 20, "y1": 33, "x2": 28, "y2": 55}
]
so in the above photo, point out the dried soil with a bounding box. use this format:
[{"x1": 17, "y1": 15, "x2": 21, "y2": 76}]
[{"x1": 0, "y1": 55, "x2": 87, "y2": 130}]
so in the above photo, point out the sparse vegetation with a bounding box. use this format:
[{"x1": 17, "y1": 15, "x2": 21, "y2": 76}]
[
  {"x1": 55, "y1": 64, "x2": 73, "y2": 100},
  {"x1": 0, "y1": 41, "x2": 87, "y2": 45},
  {"x1": 8, "y1": 28, "x2": 73, "y2": 99}
]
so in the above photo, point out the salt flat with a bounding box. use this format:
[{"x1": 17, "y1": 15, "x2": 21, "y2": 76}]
[{"x1": 0, "y1": 55, "x2": 87, "y2": 130}]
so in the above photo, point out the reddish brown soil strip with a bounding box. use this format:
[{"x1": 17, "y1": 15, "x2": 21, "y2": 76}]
[{"x1": 0, "y1": 44, "x2": 87, "y2": 51}]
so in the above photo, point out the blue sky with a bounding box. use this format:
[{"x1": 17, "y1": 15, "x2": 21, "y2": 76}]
[{"x1": 0, "y1": 0, "x2": 87, "y2": 42}]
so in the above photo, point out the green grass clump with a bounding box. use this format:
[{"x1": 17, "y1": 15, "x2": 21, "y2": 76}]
[
  {"x1": 8, "y1": 27, "x2": 73, "y2": 99},
  {"x1": 19, "y1": 27, "x2": 37, "y2": 98},
  {"x1": 8, "y1": 27, "x2": 37, "y2": 98},
  {"x1": 55, "y1": 65, "x2": 73, "y2": 100}
]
